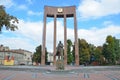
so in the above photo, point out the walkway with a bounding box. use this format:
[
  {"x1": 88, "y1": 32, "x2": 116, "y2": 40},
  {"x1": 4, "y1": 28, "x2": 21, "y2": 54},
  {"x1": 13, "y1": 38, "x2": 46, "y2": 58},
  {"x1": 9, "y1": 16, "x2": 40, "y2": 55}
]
[{"x1": 0, "y1": 66, "x2": 120, "y2": 80}]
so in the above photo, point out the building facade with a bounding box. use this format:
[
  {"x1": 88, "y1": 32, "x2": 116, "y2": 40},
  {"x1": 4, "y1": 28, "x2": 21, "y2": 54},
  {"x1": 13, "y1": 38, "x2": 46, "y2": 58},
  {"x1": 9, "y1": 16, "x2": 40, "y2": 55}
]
[{"x1": 0, "y1": 45, "x2": 33, "y2": 65}]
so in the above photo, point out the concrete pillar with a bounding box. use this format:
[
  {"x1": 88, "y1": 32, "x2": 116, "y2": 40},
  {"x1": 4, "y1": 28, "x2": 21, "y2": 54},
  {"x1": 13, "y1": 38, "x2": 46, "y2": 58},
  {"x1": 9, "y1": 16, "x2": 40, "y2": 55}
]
[
  {"x1": 53, "y1": 15, "x2": 57, "y2": 65},
  {"x1": 41, "y1": 14, "x2": 46, "y2": 65},
  {"x1": 64, "y1": 14, "x2": 67, "y2": 65},
  {"x1": 74, "y1": 12, "x2": 79, "y2": 66}
]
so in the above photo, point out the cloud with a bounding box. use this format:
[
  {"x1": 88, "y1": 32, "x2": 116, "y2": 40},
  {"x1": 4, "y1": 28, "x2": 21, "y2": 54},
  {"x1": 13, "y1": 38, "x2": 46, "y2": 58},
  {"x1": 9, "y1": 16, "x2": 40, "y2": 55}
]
[
  {"x1": 28, "y1": 10, "x2": 42, "y2": 16},
  {"x1": 26, "y1": 0, "x2": 33, "y2": 4},
  {"x1": 0, "y1": 0, "x2": 28, "y2": 11},
  {"x1": 0, "y1": 0, "x2": 14, "y2": 8},
  {"x1": 103, "y1": 21, "x2": 113, "y2": 26},
  {"x1": 78, "y1": 24, "x2": 120, "y2": 46},
  {"x1": 18, "y1": 5, "x2": 28, "y2": 10},
  {"x1": 0, "y1": 20, "x2": 43, "y2": 52},
  {"x1": 1, "y1": 19, "x2": 120, "y2": 52},
  {"x1": 0, "y1": 37, "x2": 34, "y2": 52},
  {"x1": 15, "y1": 20, "x2": 43, "y2": 43},
  {"x1": 78, "y1": 0, "x2": 120, "y2": 19}
]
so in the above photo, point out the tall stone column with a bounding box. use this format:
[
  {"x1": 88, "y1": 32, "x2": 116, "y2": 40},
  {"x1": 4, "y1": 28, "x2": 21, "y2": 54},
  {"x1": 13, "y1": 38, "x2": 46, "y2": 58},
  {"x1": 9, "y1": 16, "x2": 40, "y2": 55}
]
[
  {"x1": 64, "y1": 14, "x2": 67, "y2": 65},
  {"x1": 41, "y1": 14, "x2": 46, "y2": 65},
  {"x1": 74, "y1": 12, "x2": 79, "y2": 66},
  {"x1": 53, "y1": 14, "x2": 57, "y2": 65}
]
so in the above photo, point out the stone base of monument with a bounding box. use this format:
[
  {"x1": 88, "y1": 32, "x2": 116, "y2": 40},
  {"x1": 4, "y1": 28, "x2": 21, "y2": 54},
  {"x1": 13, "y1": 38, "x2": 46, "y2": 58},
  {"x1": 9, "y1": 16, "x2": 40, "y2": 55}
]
[
  {"x1": 43, "y1": 60, "x2": 78, "y2": 75},
  {"x1": 42, "y1": 55, "x2": 78, "y2": 76},
  {"x1": 56, "y1": 60, "x2": 64, "y2": 70}
]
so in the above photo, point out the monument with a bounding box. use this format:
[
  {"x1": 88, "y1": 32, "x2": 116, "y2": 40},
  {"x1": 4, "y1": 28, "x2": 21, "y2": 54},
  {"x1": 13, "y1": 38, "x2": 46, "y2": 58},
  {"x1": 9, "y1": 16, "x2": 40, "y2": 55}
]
[
  {"x1": 41, "y1": 6, "x2": 79, "y2": 66},
  {"x1": 56, "y1": 41, "x2": 64, "y2": 70}
]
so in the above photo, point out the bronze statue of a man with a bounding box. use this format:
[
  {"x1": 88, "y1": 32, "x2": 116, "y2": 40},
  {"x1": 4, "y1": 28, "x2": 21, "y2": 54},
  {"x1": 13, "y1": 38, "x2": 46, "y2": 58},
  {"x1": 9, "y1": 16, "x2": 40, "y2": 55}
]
[
  {"x1": 56, "y1": 41, "x2": 64, "y2": 70},
  {"x1": 56, "y1": 41, "x2": 63, "y2": 60}
]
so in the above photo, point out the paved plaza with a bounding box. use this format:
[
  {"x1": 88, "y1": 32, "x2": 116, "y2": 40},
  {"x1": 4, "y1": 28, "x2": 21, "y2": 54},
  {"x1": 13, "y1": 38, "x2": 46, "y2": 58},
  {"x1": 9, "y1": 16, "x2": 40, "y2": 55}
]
[{"x1": 0, "y1": 66, "x2": 120, "y2": 80}]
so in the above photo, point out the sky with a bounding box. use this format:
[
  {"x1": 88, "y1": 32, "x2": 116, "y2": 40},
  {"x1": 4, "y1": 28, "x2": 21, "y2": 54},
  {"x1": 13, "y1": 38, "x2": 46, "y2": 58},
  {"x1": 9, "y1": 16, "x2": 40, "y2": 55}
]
[{"x1": 0, "y1": 0, "x2": 120, "y2": 52}]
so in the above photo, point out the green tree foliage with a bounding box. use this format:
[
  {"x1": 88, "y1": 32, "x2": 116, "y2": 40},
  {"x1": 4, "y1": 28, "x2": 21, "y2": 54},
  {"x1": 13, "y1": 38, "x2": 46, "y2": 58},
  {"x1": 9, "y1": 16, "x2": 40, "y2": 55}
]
[
  {"x1": 89, "y1": 44, "x2": 104, "y2": 65},
  {"x1": 102, "y1": 35, "x2": 116, "y2": 64},
  {"x1": 78, "y1": 39, "x2": 90, "y2": 65},
  {"x1": 114, "y1": 37, "x2": 120, "y2": 64},
  {"x1": 32, "y1": 45, "x2": 42, "y2": 63},
  {"x1": 0, "y1": 5, "x2": 18, "y2": 32},
  {"x1": 45, "y1": 48, "x2": 48, "y2": 64},
  {"x1": 89, "y1": 44, "x2": 96, "y2": 63},
  {"x1": 72, "y1": 44, "x2": 75, "y2": 63},
  {"x1": 32, "y1": 45, "x2": 48, "y2": 64},
  {"x1": 67, "y1": 39, "x2": 73, "y2": 64},
  {"x1": 94, "y1": 46, "x2": 104, "y2": 64},
  {"x1": 89, "y1": 44, "x2": 96, "y2": 55},
  {"x1": 102, "y1": 43, "x2": 109, "y2": 62}
]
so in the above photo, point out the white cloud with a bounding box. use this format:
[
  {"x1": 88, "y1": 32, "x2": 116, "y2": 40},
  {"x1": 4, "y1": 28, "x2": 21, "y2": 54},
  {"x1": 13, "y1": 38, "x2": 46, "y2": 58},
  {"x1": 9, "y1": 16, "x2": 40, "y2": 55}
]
[
  {"x1": 78, "y1": 0, "x2": 120, "y2": 19},
  {"x1": 0, "y1": 0, "x2": 14, "y2": 8},
  {"x1": 103, "y1": 21, "x2": 113, "y2": 26},
  {"x1": 18, "y1": 5, "x2": 28, "y2": 10},
  {"x1": 26, "y1": 0, "x2": 33, "y2": 4},
  {"x1": 28, "y1": 10, "x2": 42, "y2": 16},
  {"x1": 15, "y1": 20, "x2": 43, "y2": 43},
  {"x1": 78, "y1": 24, "x2": 120, "y2": 46},
  {"x1": 0, "y1": 20, "x2": 43, "y2": 52},
  {"x1": 0, "y1": 37, "x2": 34, "y2": 52},
  {"x1": 0, "y1": 19, "x2": 120, "y2": 52}
]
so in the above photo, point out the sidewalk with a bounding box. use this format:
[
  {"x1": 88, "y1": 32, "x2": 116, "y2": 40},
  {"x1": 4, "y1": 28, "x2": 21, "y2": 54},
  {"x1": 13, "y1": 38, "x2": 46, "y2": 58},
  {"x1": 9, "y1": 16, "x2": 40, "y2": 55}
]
[{"x1": 0, "y1": 70, "x2": 120, "y2": 80}]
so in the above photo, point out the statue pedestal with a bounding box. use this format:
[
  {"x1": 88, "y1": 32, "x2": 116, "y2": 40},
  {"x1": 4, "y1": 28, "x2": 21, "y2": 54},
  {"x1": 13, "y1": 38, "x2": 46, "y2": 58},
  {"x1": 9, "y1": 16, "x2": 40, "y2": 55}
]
[{"x1": 56, "y1": 60, "x2": 64, "y2": 70}]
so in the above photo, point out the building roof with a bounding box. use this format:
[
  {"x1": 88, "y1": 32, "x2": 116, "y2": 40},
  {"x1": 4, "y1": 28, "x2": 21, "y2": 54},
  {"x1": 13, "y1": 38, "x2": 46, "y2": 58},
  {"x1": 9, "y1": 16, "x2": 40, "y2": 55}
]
[{"x1": 0, "y1": 45, "x2": 32, "y2": 54}]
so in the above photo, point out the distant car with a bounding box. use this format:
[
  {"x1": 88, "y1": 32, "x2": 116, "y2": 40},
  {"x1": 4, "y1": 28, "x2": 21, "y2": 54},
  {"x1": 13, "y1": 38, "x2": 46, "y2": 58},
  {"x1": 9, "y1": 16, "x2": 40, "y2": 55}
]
[{"x1": 19, "y1": 63, "x2": 25, "y2": 65}]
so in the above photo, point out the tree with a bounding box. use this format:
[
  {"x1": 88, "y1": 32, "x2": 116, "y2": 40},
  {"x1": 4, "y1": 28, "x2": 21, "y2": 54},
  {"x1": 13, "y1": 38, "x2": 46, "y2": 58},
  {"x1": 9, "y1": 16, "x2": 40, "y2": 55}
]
[
  {"x1": 45, "y1": 48, "x2": 48, "y2": 64},
  {"x1": 94, "y1": 46, "x2": 103, "y2": 64},
  {"x1": 67, "y1": 39, "x2": 73, "y2": 64},
  {"x1": 32, "y1": 45, "x2": 42, "y2": 64},
  {"x1": 102, "y1": 35, "x2": 116, "y2": 64},
  {"x1": 114, "y1": 38, "x2": 120, "y2": 64},
  {"x1": 72, "y1": 44, "x2": 75, "y2": 64},
  {"x1": 89, "y1": 44, "x2": 96, "y2": 63},
  {"x1": 0, "y1": 5, "x2": 18, "y2": 32},
  {"x1": 32, "y1": 45, "x2": 48, "y2": 65},
  {"x1": 78, "y1": 39, "x2": 90, "y2": 65},
  {"x1": 89, "y1": 44, "x2": 96, "y2": 55}
]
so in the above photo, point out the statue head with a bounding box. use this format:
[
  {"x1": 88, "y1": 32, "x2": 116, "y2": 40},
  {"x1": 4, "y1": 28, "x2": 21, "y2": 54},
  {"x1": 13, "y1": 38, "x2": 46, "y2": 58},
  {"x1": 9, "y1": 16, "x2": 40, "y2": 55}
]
[{"x1": 59, "y1": 41, "x2": 61, "y2": 44}]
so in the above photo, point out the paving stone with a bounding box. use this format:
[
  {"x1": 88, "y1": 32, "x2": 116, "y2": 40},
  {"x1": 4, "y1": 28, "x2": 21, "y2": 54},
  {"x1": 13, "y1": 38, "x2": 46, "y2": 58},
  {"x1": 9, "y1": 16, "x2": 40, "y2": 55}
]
[{"x1": 0, "y1": 66, "x2": 120, "y2": 80}]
